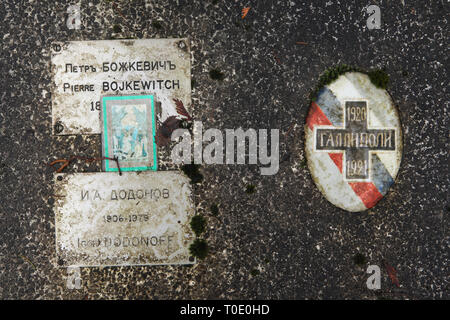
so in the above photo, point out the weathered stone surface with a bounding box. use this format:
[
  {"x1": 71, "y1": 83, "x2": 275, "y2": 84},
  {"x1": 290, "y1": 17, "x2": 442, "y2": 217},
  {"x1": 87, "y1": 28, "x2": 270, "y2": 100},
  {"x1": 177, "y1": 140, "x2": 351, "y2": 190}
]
[
  {"x1": 1, "y1": 1, "x2": 447, "y2": 300},
  {"x1": 305, "y1": 72, "x2": 402, "y2": 212},
  {"x1": 54, "y1": 171, "x2": 195, "y2": 266}
]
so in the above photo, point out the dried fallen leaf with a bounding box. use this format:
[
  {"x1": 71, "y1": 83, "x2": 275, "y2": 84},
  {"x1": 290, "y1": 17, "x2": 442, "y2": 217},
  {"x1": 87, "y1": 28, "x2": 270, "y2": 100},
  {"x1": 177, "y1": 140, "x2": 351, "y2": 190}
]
[
  {"x1": 155, "y1": 116, "x2": 181, "y2": 147},
  {"x1": 48, "y1": 156, "x2": 121, "y2": 175},
  {"x1": 49, "y1": 159, "x2": 70, "y2": 173},
  {"x1": 173, "y1": 98, "x2": 192, "y2": 121},
  {"x1": 383, "y1": 260, "x2": 400, "y2": 287},
  {"x1": 242, "y1": 7, "x2": 250, "y2": 19},
  {"x1": 272, "y1": 51, "x2": 281, "y2": 64}
]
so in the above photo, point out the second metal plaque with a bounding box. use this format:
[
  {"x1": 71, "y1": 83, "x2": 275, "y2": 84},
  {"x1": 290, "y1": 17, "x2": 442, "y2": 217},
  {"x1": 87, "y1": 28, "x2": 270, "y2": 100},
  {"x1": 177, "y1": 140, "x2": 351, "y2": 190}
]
[{"x1": 54, "y1": 171, "x2": 195, "y2": 267}]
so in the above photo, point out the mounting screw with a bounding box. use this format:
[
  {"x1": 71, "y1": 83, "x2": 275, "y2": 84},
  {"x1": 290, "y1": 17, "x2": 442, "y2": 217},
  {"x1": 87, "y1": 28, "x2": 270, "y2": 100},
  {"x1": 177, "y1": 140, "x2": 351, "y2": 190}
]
[
  {"x1": 54, "y1": 121, "x2": 64, "y2": 134},
  {"x1": 52, "y1": 43, "x2": 61, "y2": 52},
  {"x1": 178, "y1": 40, "x2": 187, "y2": 51}
]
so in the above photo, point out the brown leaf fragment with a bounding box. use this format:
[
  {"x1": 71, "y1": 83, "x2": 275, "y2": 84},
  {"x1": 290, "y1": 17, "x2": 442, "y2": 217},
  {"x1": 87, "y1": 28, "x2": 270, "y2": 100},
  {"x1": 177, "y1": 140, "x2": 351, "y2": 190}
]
[
  {"x1": 383, "y1": 260, "x2": 400, "y2": 287},
  {"x1": 48, "y1": 156, "x2": 121, "y2": 175},
  {"x1": 173, "y1": 98, "x2": 192, "y2": 121},
  {"x1": 272, "y1": 51, "x2": 281, "y2": 64},
  {"x1": 242, "y1": 7, "x2": 250, "y2": 19},
  {"x1": 155, "y1": 116, "x2": 181, "y2": 147}
]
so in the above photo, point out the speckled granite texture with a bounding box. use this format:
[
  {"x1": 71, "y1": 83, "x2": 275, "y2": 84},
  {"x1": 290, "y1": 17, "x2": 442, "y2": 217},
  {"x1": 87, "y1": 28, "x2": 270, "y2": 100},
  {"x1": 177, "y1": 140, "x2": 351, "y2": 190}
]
[{"x1": 0, "y1": 0, "x2": 447, "y2": 299}]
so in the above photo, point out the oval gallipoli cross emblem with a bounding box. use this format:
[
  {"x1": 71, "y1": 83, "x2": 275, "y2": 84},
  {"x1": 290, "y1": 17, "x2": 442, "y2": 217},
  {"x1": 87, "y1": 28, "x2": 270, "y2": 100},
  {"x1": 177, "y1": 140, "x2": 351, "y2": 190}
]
[{"x1": 305, "y1": 72, "x2": 402, "y2": 212}]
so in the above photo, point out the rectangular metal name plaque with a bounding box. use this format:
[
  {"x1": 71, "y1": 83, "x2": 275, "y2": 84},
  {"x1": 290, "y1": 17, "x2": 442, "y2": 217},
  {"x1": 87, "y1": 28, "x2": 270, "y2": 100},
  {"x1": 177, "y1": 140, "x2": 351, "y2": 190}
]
[
  {"x1": 54, "y1": 171, "x2": 195, "y2": 267},
  {"x1": 51, "y1": 39, "x2": 191, "y2": 135}
]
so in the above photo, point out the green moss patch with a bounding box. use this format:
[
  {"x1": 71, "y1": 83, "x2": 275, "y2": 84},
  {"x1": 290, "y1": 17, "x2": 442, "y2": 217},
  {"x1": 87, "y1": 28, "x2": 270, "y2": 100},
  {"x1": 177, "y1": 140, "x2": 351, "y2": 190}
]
[
  {"x1": 152, "y1": 21, "x2": 163, "y2": 29},
  {"x1": 368, "y1": 69, "x2": 389, "y2": 89},
  {"x1": 113, "y1": 24, "x2": 122, "y2": 33},
  {"x1": 181, "y1": 164, "x2": 203, "y2": 184},
  {"x1": 209, "y1": 69, "x2": 225, "y2": 81},
  {"x1": 245, "y1": 184, "x2": 256, "y2": 194},
  {"x1": 210, "y1": 204, "x2": 219, "y2": 216},
  {"x1": 310, "y1": 65, "x2": 390, "y2": 101},
  {"x1": 353, "y1": 253, "x2": 367, "y2": 266},
  {"x1": 310, "y1": 64, "x2": 361, "y2": 101},
  {"x1": 190, "y1": 215, "x2": 207, "y2": 237},
  {"x1": 250, "y1": 269, "x2": 260, "y2": 277},
  {"x1": 189, "y1": 238, "x2": 209, "y2": 260}
]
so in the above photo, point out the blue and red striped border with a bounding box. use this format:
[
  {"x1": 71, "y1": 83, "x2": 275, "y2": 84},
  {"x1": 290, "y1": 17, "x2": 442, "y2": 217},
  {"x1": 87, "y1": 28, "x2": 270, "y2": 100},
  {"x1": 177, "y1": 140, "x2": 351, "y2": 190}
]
[{"x1": 306, "y1": 88, "x2": 394, "y2": 209}]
